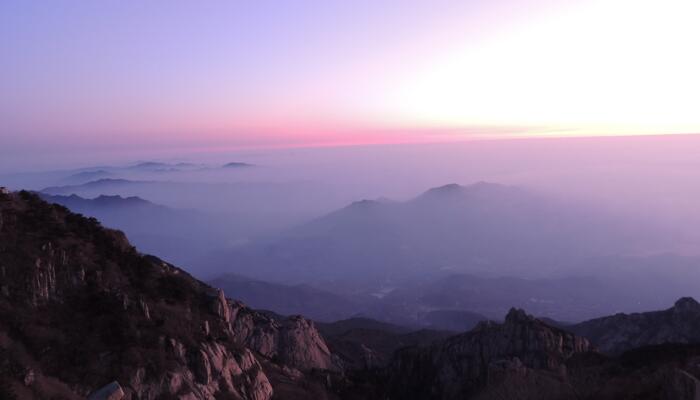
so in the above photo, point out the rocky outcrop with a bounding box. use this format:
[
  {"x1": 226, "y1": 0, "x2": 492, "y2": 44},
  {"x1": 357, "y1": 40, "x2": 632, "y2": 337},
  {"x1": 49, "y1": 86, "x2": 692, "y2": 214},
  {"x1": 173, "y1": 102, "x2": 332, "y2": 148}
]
[
  {"x1": 571, "y1": 297, "x2": 700, "y2": 354},
  {"x1": 228, "y1": 302, "x2": 336, "y2": 371},
  {"x1": 374, "y1": 303, "x2": 700, "y2": 400},
  {"x1": 116, "y1": 342, "x2": 272, "y2": 400},
  {"x1": 384, "y1": 308, "x2": 594, "y2": 400},
  {"x1": 277, "y1": 316, "x2": 335, "y2": 370},
  {"x1": 0, "y1": 190, "x2": 335, "y2": 400}
]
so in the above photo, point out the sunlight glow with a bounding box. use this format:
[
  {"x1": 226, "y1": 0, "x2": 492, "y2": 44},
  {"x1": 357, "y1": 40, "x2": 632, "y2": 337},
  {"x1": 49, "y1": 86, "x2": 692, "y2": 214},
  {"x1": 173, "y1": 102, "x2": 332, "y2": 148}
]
[{"x1": 388, "y1": 0, "x2": 700, "y2": 136}]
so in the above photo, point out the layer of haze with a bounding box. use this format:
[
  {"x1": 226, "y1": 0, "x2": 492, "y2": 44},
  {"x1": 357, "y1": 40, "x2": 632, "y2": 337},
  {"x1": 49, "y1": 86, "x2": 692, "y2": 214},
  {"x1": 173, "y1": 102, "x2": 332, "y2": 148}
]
[
  {"x1": 4, "y1": 134, "x2": 700, "y2": 240},
  {"x1": 4, "y1": 134, "x2": 700, "y2": 322}
]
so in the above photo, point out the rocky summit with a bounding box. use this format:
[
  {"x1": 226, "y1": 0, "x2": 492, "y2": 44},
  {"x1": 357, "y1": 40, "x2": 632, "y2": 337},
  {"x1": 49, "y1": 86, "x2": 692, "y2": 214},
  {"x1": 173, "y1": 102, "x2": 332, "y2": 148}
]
[
  {"x1": 378, "y1": 307, "x2": 700, "y2": 400},
  {"x1": 383, "y1": 308, "x2": 594, "y2": 400}
]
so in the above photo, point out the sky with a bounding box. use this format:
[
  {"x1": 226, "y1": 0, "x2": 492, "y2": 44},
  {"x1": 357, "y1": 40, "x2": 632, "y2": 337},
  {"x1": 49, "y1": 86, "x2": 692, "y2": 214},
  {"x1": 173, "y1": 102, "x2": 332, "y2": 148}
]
[{"x1": 2, "y1": 0, "x2": 700, "y2": 164}]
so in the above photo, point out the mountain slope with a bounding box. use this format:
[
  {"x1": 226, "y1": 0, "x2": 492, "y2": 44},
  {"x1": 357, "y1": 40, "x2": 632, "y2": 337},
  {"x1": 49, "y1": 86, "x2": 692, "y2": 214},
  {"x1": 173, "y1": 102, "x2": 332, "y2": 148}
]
[
  {"x1": 380, "y1": 306, "x2": 700, "y2": 400},
  {"x1": 0, "y1": 190, "x2": 338, "y2": 400},
  {"x1": 213, "y1": 182, "x2": 655, "y2": 287},
  {"x1": 39, "y1": 193, "x2": 234, "y2": 269},
  {"x1": 317, "y1": 318, "x2": 452, "y2": 369},
  {"x1": 571, "y1": 297, "x2": 700, "y2": 354},
  {"x1": 384, "y1": 308, "x2": 594, "y2": 399}
]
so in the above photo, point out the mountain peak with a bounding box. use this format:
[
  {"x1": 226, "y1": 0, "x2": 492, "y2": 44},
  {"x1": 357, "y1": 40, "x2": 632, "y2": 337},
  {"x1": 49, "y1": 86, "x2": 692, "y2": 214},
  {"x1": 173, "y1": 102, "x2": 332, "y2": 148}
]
[
  {"x1": 673, "y1": 297, "x2": 700, "y2": 312},
  {"x1": 223, "y1": 161, "x2": 253, "y2": 168},
  {"x1": 93, "y1": 194, "x2": 152, "y2": 206},
  {"x1": 86, "y1": 178, "x2": 133, "y2": 185},
  {"x1": 130, "y1": 161, "x2": 168, "y2": 169},
  {"x1": 419, "y1": 181, "x2": 507, "y2": 200},
  {"x1": 350, "y1": 199, "x2": 381, "y2": 207},
  {"x1": 505, "y1": 307, "x2": 534, "y2": 324},
  {"x1": 339, "y1": 199, "x2": 385, "y2": 214},
  {"x1": 423, "y1": 183, "x2": 464, "y2": 195}
]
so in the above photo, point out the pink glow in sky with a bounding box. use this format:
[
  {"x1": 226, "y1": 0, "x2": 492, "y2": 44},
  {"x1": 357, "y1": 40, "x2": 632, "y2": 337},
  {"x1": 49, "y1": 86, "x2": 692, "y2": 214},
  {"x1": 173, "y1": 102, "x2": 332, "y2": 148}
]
[{"x1": 2, "y1": 0, "x2": 700, "y2": 158}]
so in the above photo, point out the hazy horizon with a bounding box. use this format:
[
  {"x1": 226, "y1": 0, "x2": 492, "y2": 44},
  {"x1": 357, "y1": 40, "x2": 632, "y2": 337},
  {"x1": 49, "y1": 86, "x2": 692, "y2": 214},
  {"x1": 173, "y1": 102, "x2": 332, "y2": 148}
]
[{"x1": 3, "y1": 0, "x2": 700, "y2": 166}]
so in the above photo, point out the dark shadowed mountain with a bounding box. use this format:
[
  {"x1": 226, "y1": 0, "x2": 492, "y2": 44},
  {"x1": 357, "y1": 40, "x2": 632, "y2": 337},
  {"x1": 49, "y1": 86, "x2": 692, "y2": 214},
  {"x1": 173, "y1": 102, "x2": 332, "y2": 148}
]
[
  {"x1": 380, "y1": 306, "x2": 700, "y2": 400},
  {"x1": 0, "y1": 190, "x2": 340, "y2": 400},
  {"x1": 571, "y1": 297, "x2": 700, "y2": 354},
  {"x1": 209, "y1": 182, "x2": 660, "y2": 288},
  {"x1": 41, "y1": 192, "x2": 158, "y2": 209},
  {"x1": 317, "y1": 318, "x2": 452, "y2": 369},
  {"x1": 385, "y1": 308, "x2": 594, "y2": 399}
]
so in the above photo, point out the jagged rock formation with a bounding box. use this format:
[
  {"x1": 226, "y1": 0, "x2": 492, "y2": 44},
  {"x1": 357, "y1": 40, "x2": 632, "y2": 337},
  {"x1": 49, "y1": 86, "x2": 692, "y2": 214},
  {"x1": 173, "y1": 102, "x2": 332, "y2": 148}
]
[
  {"x1": 229, "y1": 302, "x2": 336, "y2": 371},
  {"x1": 0, "y1": 190, "x2": 336, "y2": 400},
  {"x1": 383, "y1": 308, "x2": 593, "y2": 399},
  {"x1": 571, "y1": 297, "x2": 700, "y2": 354},
  {"x1": 373, "y1": 305, "x2": 700, "y2": 400}
]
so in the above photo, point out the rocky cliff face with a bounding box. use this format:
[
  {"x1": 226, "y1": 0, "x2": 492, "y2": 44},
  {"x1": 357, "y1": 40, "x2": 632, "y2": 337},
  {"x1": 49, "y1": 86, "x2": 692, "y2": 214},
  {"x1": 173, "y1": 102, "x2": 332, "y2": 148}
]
[
  {"x1": 571, "y1": 297, "x2": 700, "y2": 354},
  {"x1": 375, "y1": 304, "x2": 700, "y2": 400},
  {"x1": 0, "y1": 191, "x2": 336, "y2": 400},
  {"x1": 383, "y1": 308, "x2": 593, "y2": 400}
]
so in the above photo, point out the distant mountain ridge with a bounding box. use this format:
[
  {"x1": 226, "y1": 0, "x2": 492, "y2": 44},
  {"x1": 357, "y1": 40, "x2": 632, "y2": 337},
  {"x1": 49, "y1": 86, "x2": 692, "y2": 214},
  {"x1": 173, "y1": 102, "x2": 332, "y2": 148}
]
[
  {"x1": 222, "y1": 162, "x2": 253, "y2": 168},
  {"x1": 41, "y1": 193, "x2": 158, "y2": 208},
  {"x1": 42, "y1": 178, "x2": 148, "y2": 195},
  {"x1": 63, "y1": 170, "x2": 113, "y2": 183},
  {"x1": 38, "y1": 192, "x2": 234, "y2": 269},
  {"x1": 209, "y1": 182, "x2": 656, "y2": 287}
]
